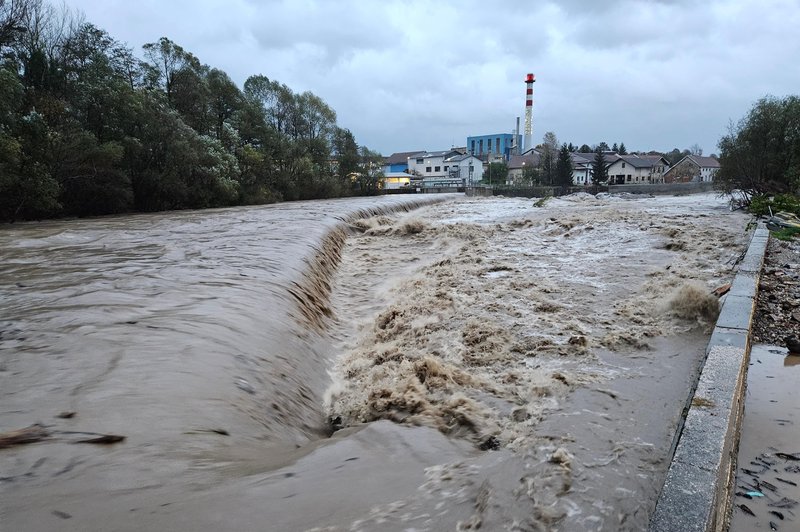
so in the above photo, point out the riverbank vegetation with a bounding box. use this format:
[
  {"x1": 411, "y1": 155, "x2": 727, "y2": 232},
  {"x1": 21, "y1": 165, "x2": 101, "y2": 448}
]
[
  {"x1": 716, "y1": 95, "x2": 800, "y2": 212},
  {"x1": 0, "y1": 0, "x2": 383, "y2": 222}
]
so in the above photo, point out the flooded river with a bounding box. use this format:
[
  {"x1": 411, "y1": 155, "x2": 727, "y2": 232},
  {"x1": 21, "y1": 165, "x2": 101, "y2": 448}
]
[{"x1": 1, "y1": 192, "x2": 750, "y2": 530}]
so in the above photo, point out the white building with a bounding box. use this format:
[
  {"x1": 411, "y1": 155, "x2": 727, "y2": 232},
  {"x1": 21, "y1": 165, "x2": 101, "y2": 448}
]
[
  {"x1": 407, "y1": 150, "x2": 461, "y2": 178},
  {"x1": 606, "y1": 155, "x2": 670, "y2": 185},
  {"x1": 443, "y1": 153, "x2": 484, "y2": 186},
  {"x1": 408, "y1": 150, "x2": 479, "y2": 187},
  {"x1": 570, "y1": 152, "x2": 594, "y2": 185}
]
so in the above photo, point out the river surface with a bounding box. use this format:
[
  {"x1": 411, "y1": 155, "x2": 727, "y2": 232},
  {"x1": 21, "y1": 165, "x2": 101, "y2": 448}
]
[{"x1": 1, "y1": 192, "x2": 750, "y2": 530}]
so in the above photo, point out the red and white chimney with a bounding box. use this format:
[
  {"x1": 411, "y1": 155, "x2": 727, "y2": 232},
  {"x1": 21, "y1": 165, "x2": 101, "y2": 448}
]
[{"x1": 523, "y1": 73, "x2": 535, "y2": 153}]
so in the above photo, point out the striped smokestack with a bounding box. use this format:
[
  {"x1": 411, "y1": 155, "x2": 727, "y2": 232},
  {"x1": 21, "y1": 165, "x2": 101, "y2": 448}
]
[{"x1": 523, "y1": 73, "x2": 535, "y2": 153}]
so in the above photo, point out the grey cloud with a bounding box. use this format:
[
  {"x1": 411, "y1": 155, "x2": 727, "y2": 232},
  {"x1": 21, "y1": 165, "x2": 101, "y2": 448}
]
[{"x1": 67, "y1": 0, "x2": 800, "y2": 155}]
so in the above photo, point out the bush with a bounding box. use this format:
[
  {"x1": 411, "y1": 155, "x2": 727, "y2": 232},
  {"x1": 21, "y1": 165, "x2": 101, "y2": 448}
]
[{"x1": 749, "y1": 193, "x2": 800, "y2": 216}]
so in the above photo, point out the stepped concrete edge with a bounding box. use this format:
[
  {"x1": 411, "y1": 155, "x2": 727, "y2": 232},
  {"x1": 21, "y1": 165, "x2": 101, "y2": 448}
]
[{"x1": 650, "y1": 224, "x2": 768, "y2": 532}]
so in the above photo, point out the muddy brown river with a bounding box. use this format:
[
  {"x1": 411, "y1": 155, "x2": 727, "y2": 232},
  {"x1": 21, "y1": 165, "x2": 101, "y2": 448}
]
[{"x1": 1, "y1": 192, "x2": 750, "y2": 531}]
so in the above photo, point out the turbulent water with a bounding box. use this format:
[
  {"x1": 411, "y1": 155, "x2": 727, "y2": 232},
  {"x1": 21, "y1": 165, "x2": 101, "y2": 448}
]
[{"x1": 1, "y1": 192, "x2": 750, "y2": 531}]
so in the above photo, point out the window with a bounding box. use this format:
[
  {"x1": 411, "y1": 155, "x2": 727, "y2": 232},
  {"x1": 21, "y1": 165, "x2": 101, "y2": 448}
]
[
  {"x1": 434, "y1": 166, "x2": 440, "y2": 172},
  {"x1": 496, "y1": 138, "x2": 500, "y2": 153},
  {"x1": 627, "y1": 175, "x2": 632, "y2": 182},
  {"x1": 622, "y1": 162, "x2": 626, "y2": 168},
  {"x1": 471, "y1": 141, "x2": 475, "y2": 154},
  {"x1": 444, "y1": 166, "x2": 449, "y2": 171},
  {"x1": 416, "y1": 158, "x2": 424, "y2": 164},
  {"x1": 426, "y1": 166, "x2": 431, "y2": 173}
]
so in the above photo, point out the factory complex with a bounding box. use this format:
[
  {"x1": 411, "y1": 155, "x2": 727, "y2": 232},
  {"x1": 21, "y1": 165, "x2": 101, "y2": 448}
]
[{"x1": 381, "y1": 73, "x2": 719, "y2": 190}]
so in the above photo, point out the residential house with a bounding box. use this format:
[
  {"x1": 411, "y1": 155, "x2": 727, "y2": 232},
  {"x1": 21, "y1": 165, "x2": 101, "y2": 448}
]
[
  {"x1": 570, "y1": 152, "x2": 594, "y2": 185},
  {"x1": 383, "y1": 150, "x2": 425, "y2": 174},
  {"x1": 507, "y1": 151, "x2": 542, "y2": 185},
  {"x1": 605, "y1": 154, "x2": 670, "y2": 185},
  {"x1": 663, "y1": 155, "x2": 720, "y2": 183}
]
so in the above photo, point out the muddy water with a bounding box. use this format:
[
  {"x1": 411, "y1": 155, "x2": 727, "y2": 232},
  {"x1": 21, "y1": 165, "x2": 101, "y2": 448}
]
[
  {"x1": 0, "y1": 195, "x2": 446, "y2": 528},
  {"x1": 730, "y1": 345, "x2": 800, "y2": 532},
  {"x1": 1, "y1": 192, "x2": 750, "y2": 531}
]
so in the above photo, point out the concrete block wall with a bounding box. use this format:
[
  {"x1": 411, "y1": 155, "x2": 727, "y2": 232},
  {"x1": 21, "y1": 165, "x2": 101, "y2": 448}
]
[{"x1": 650, "y1": 225, "x2": 769, "y2": 531}]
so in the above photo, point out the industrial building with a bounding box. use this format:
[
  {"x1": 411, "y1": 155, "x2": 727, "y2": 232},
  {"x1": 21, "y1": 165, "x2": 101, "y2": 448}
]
[{"x1": 466, "y1": 133, "x2": 521, "y2": 162}]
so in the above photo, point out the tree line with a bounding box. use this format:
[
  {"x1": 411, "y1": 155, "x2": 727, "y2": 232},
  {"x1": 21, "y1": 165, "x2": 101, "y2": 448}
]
[{"x1": 0, "y1": 0, "x2": 382, "y2": 222}]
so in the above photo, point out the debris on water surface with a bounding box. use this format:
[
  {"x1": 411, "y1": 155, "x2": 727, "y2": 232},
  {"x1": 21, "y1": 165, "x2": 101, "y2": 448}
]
[
  {"x1": 770, "y1": 520, "x2": 778, "y2": 530},
  {"x1": 770, "y1": 510, "x2": 785, "y2": 520},
  {"x1": 75, "y1": 434, "x2": 125, "y2": 445},
  {"x1": 776, "y1": 452, "x2": 800, "y2": 461},
  {"x1": 776, "y1": 477, "x2": 798, "y2": 486},
  {"x1": 768, "y1": 497, "x2": 799, "y2": 509},
  {"x1": 712, "y1": 283, "x2": 732, "y2": 297},
  {"x1": 0, "y1": 424, "x2": 49, "y2": 448},
  {"x1": 56, "y1": 412, "x2": 76, "y2": 419},
  {"x1": 746, "y1": 491, "x2": 765, "y2": 497},
  {"x1": 738, "y1": 503, "x2": 756, "y2": 516}
]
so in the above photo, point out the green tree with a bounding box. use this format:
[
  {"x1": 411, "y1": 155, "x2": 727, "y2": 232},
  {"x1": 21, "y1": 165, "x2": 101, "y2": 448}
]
[
  {"x1": 556, "y1": 143, "x2": 573, "y2": 187},
  {"x1": 522, "y1": 164, "x2": 541, "y2": 185},
  {"x1": 592, "y1": 150, "x2": 608, "y2": 185},
  {"x1": 484, "y1": 161, "x2": 508, "y2": 184},
  {"x1": 618, "y1": 142, "x2": 628, "y2": 155},
  {"x1": 0, "y1": 70, "x2": 60, "y2": 221},
  {"x1": 612, "y1": 142, "x2": 618, "y2": 153},
  {"x1": 332, "y1": 126, "x2": 359, "y2": 184},
  {"x1": 716, "y1": 95, "x2": 800, "y2": 197},
  {"x1": 578, "y1": 144, "x2": 592, "y2": 153},
  {"x1": 142, "y1": 37, "x2": 199, "y2": 105}
]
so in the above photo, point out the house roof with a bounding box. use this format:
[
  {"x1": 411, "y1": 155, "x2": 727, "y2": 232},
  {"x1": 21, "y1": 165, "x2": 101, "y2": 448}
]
[
  {"x1": 570, "y1": 152, "x2": 594, "y2": 165},
  {"x1": 444, "y1": 153, "x2": 479, "y2": 163},
  {"x1": 385, "y1": 151, "x2": 425, "y2": 165},
  {"x1": 419, "y1": 150, "x2": 460, "y2": 159},
  {"x1": 690, "y1": 155, "x2": 721, "y2": 168},
  {"x1": 611, "y1": 154, "x2": 668, "y2": 169},
  {"x1": 508, "y1": 152, "x2": 541, "y2": 169}
]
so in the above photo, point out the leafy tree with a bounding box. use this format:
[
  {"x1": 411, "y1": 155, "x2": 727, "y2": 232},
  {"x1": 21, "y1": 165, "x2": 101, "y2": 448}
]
[
  {"x1": 578, "y1": 144, "x2": 592, "y2": 153},
  {"x1": 332, "y1": 126, "x2": 359, "y2": 184},
  {"x1": 556, "y1": 143, "x2": 573, "y2": 187},
  {"x1": 597, "y1": 141, "x2": 610, "y2": 152},
  {"x1": 142, "y1": 37, "x2": 199, "y2": 105},
  {"x1": 618, "y1": 142, "x2": 628, "y2": 155},
  {"x1": 542, "y1": 131, "x2": 558, "y2": 152},
  {"x1": 522, "y1": 164, "x2": 540, "y2": 185},
  {"x1": 716, "y1": 95, "x2": 800, "y2": 198},
  {"x1": 484, "y1": 161, "x2": 508, "y2": 184},
  {"x1": 665, "y1": 148, "x2": 689, "y2": 166},
  {"x1": 0, "y1": 71, "x2": 60, "y2": 221},
  {"x1": 592, "y1": 150, "x2": 608, "y2": 185}
]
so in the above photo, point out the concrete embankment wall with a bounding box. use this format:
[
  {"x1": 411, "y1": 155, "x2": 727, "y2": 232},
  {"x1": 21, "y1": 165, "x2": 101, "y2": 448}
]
[
  {"x1": 609, "y1": 182, "x2": 715, "y2": 195},
  {"x1": 466, "y1": 181, "x2": 714, "y2": 198},
  {"x1": 650, "y1": 224, "x2": 769, "y2": 532}
]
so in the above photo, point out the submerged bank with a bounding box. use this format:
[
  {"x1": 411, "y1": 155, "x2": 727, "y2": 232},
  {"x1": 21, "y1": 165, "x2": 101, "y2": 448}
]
[{"x1": 1, "y1": 192, "x2": 750, "y2": 531}]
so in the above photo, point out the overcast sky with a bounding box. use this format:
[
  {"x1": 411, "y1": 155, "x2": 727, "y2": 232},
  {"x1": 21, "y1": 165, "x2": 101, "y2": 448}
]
[{"x1": 67, "y1": 0, "x2": 800, "y2": 156}]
